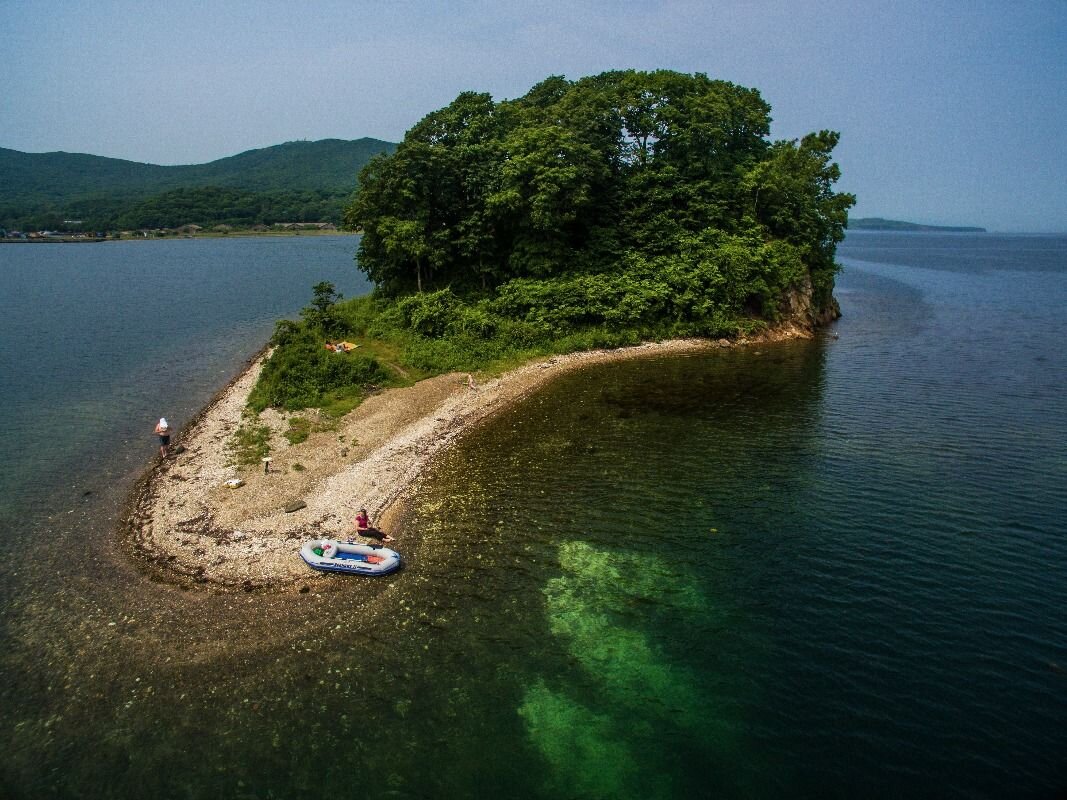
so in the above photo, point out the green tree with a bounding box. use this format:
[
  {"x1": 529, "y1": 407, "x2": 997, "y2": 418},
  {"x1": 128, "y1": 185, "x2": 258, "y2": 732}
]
[
  {"x1": 301, "y1": 281, "x2": 345, "y2": 336},
  {"x1": 742, "y1": 130, "x2": 855, "y2": 304},
  {"x1": 345, "y1": 69, "x2": 851, "y2": 316}
]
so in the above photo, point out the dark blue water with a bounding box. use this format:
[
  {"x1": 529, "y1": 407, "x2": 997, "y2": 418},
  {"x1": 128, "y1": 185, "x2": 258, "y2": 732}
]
[{"x1": 0, "y1": 232, "x2": 1064, "y2": 798}]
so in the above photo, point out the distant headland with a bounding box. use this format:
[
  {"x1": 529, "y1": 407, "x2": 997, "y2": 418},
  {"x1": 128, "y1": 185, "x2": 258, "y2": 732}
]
[{"x1": 849, "y1": 217, "x2": 986, "y2": 233}]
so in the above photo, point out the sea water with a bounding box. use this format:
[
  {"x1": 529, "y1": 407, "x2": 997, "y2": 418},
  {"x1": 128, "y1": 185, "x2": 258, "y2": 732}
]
[
  {"x1": 0, "y1": 232, "x2": 1065, "y2": 798},
  {"x1": 0, "y1": 236, "x2": 370, "y2": 535}
]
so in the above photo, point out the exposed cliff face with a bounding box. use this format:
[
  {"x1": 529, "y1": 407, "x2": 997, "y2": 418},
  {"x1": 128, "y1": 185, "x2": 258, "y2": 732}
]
[{"x1": 780, "y1": 274, "x2": 841, "y2": 329}]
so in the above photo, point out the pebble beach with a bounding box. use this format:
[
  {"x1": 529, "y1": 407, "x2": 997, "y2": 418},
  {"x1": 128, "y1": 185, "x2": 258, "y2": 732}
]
[{"x1": 123, "y1": 325, "x2": 812, "y2": 590}]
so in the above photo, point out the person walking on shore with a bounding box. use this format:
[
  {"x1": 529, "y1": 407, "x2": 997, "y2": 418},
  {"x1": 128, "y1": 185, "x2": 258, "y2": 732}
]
[
  {"x1": 355, "y1": 507, "x2": 394, "y2": 542},
  {"x1": 154, "y1": 417, "x2": 171, "y2": 458}
]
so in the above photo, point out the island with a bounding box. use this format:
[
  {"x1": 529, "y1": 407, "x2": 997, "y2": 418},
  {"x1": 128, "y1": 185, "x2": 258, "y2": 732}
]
[
  {"x1": 849, "y1": 217, "x2": 986, "y2": 232},
  {"x1": 123, "y1": 69, "x2": 855, "y2": 589}
]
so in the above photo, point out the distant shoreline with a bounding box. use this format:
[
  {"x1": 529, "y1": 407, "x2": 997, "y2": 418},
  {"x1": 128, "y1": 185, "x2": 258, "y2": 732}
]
[
  {"x1": 849, "y1": 217, "x2": 986, "y2": 233},
  {"x1": 1, "y1": 230, "x2": 360, "y2": 244},
  {"x1": 0, "y1": 237, "x2": 108, "y2": 244},
  {"x1": 113, "y1": 229, "x2": 360, "y2": 241}
]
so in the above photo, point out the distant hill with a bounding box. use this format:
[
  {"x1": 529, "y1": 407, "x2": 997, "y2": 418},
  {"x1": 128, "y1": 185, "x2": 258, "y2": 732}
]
[
  {"x1": 849, "y1": 217, "x2": 986, "y2": 233},
  {"x1": 0, "y1": 138, "x2": 397, "y2": 230}
]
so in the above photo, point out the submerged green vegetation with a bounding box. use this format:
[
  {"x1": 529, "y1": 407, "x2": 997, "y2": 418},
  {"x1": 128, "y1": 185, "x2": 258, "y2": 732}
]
[
  {"x1": 251, "y1": 70, "x2": 854, "y2": 412},
  {"x1": 519, "y1": 541, "x2": 729, "y2": 800}
]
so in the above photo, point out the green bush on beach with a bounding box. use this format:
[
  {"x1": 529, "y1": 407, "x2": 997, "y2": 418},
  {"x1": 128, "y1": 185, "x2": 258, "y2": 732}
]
[
  {"x1": 249, "y1": 70, "x2": 853, "y2": 413},
  {"x1": 227, "y1": 414, "x2": 272, "y2": 466},
  {"x1": 248, "y1": 327, "x2": 390, "y2": 412}
]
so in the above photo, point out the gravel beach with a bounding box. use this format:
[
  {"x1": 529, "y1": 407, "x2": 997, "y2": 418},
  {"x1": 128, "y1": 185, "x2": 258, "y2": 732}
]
[{"x1": 123, "y1": 325, "x2": 812, "y2": 590}]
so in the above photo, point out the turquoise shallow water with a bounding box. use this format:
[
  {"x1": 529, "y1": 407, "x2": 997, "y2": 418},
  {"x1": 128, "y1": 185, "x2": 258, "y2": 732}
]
[{"x1": 1, "y1": 232, "x2": 1066, "y2": 798}]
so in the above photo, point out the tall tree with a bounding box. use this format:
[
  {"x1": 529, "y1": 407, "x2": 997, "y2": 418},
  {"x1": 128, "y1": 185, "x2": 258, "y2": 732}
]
[{"x1": 742, "y1": 130, "x2": 855, "y2": 303}]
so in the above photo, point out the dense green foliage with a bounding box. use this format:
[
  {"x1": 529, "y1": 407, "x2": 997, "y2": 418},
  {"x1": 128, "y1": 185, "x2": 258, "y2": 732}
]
[
  {"x1": 345, "y1": 70, "x2": 852, "y2": 324},
  {"x1": 112, "y1": 186, "x2": 347, "y2": 230},
  {"x1": 0, "y1": 138, "x2": 396, "y2": 230},
  {"x1": 248, "y1": 284, "x2": 391, "y2": 412},
  {"x1": 253, "y1": 71, "x2": 854, "y2": 412}
]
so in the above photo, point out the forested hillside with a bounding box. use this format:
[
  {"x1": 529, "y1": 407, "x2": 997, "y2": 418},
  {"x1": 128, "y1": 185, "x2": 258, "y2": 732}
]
[
  {"x1": 0, "y1": 138, "x2": 396, "y2": 230},
  {"x1": 249, "y1": 70, "x2": 855, "y2": 412}
]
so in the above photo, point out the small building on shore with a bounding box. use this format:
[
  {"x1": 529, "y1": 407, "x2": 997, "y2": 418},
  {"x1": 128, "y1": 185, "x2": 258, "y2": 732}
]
[{"x1": 272, "y1": 222, "x2": 337, "y2": 231}]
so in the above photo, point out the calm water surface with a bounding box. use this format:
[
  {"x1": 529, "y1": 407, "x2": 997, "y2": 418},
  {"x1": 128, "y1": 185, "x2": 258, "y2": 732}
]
[
  {"x1": 0, "y1": 236, "x2": 370, "y2": 533},
  {"x1": 0, "y1": 233, "x2": 1065, "y2": 798}
]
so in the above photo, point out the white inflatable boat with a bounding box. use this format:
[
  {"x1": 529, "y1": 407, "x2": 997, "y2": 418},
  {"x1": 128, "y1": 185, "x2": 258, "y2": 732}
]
[{"x1": 299, "y1": 539, "x2": 402, "y2": 576}]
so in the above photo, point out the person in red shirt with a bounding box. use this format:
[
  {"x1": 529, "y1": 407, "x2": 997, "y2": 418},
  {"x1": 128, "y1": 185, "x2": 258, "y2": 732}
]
[{"x1": 355, "y1": 507, "x2": 394, "y2": 542}]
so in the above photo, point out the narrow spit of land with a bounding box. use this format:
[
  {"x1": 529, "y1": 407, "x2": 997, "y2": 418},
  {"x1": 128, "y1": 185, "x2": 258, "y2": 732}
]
[{"x1": 124, "y1": 325, "x2": 812, "y2": 591}]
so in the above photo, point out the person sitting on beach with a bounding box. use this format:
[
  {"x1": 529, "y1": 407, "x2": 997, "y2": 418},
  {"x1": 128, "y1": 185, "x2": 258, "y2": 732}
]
[
  {"x1": 154, "y1": 417, "x2": 170, "y2": 458},
  {"x1": 355, "y1": 507, "x2": 393, "y2": 542}
]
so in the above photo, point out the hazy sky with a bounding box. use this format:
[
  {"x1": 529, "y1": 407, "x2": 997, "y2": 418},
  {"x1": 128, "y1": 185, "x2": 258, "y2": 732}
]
[{"x1": 3, "y1": 0, "x2": 1065, "y2": 231}]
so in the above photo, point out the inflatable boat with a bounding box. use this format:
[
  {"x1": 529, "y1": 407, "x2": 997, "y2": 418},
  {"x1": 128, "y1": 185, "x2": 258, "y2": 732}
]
[{"x1": 299, "y1": 539, "x2": 401, "y2": 576}]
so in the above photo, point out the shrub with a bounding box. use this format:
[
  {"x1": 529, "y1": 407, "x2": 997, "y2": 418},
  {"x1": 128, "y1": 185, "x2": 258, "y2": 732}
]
[
  {"x1": 249, "y1": 329, "x2": 389, "y2": 411},
  {"x1": 227, "y1": 414, "x2": 272, "y2": 467},
  {"x1": 394, "y1": 288, "x2": 458, "y2": 337},
  {"x1": 284, "y1": 416, "x2": 313, "y2": 445}
]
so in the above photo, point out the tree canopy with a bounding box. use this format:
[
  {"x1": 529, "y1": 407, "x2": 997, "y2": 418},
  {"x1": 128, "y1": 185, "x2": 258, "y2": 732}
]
[
  {"x1": 345, "y1": 69, "x2": 854, "y2": 318},
  {"x1": 248, "y1": 72, "x2": 855, "y2": 414}
]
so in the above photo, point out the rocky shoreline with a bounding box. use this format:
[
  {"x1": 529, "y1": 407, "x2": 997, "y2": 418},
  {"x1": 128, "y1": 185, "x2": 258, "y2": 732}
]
[{"x1": 121, "y1": 322, "x2": 818, "y2": 592}]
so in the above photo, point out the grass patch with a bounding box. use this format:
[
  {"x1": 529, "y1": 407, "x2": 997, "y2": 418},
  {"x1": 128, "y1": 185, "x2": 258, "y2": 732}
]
[
  {"x1": 319, "y1": 388, "x2": 369, "y2": 419},
  {"x1": 227, "y1": 412, "x2": 271, "y2": 467},
  {"x1": 284, "y1": 413, "x2": 345, "y2": 444},
  {"x1": 284, "y1": 416, "x2": 313, "y2": 445}
]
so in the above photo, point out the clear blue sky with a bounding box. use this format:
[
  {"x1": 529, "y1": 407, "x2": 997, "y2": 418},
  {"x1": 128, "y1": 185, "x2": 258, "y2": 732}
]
[{"x1": 3, "y1": 0, "x2": 1065, "y2": 231}]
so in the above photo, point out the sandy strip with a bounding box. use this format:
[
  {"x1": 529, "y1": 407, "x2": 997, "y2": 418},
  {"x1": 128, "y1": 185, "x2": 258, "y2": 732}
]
[{"x1": 122, "y1": 323, "x2": 813, "y2": 590}]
